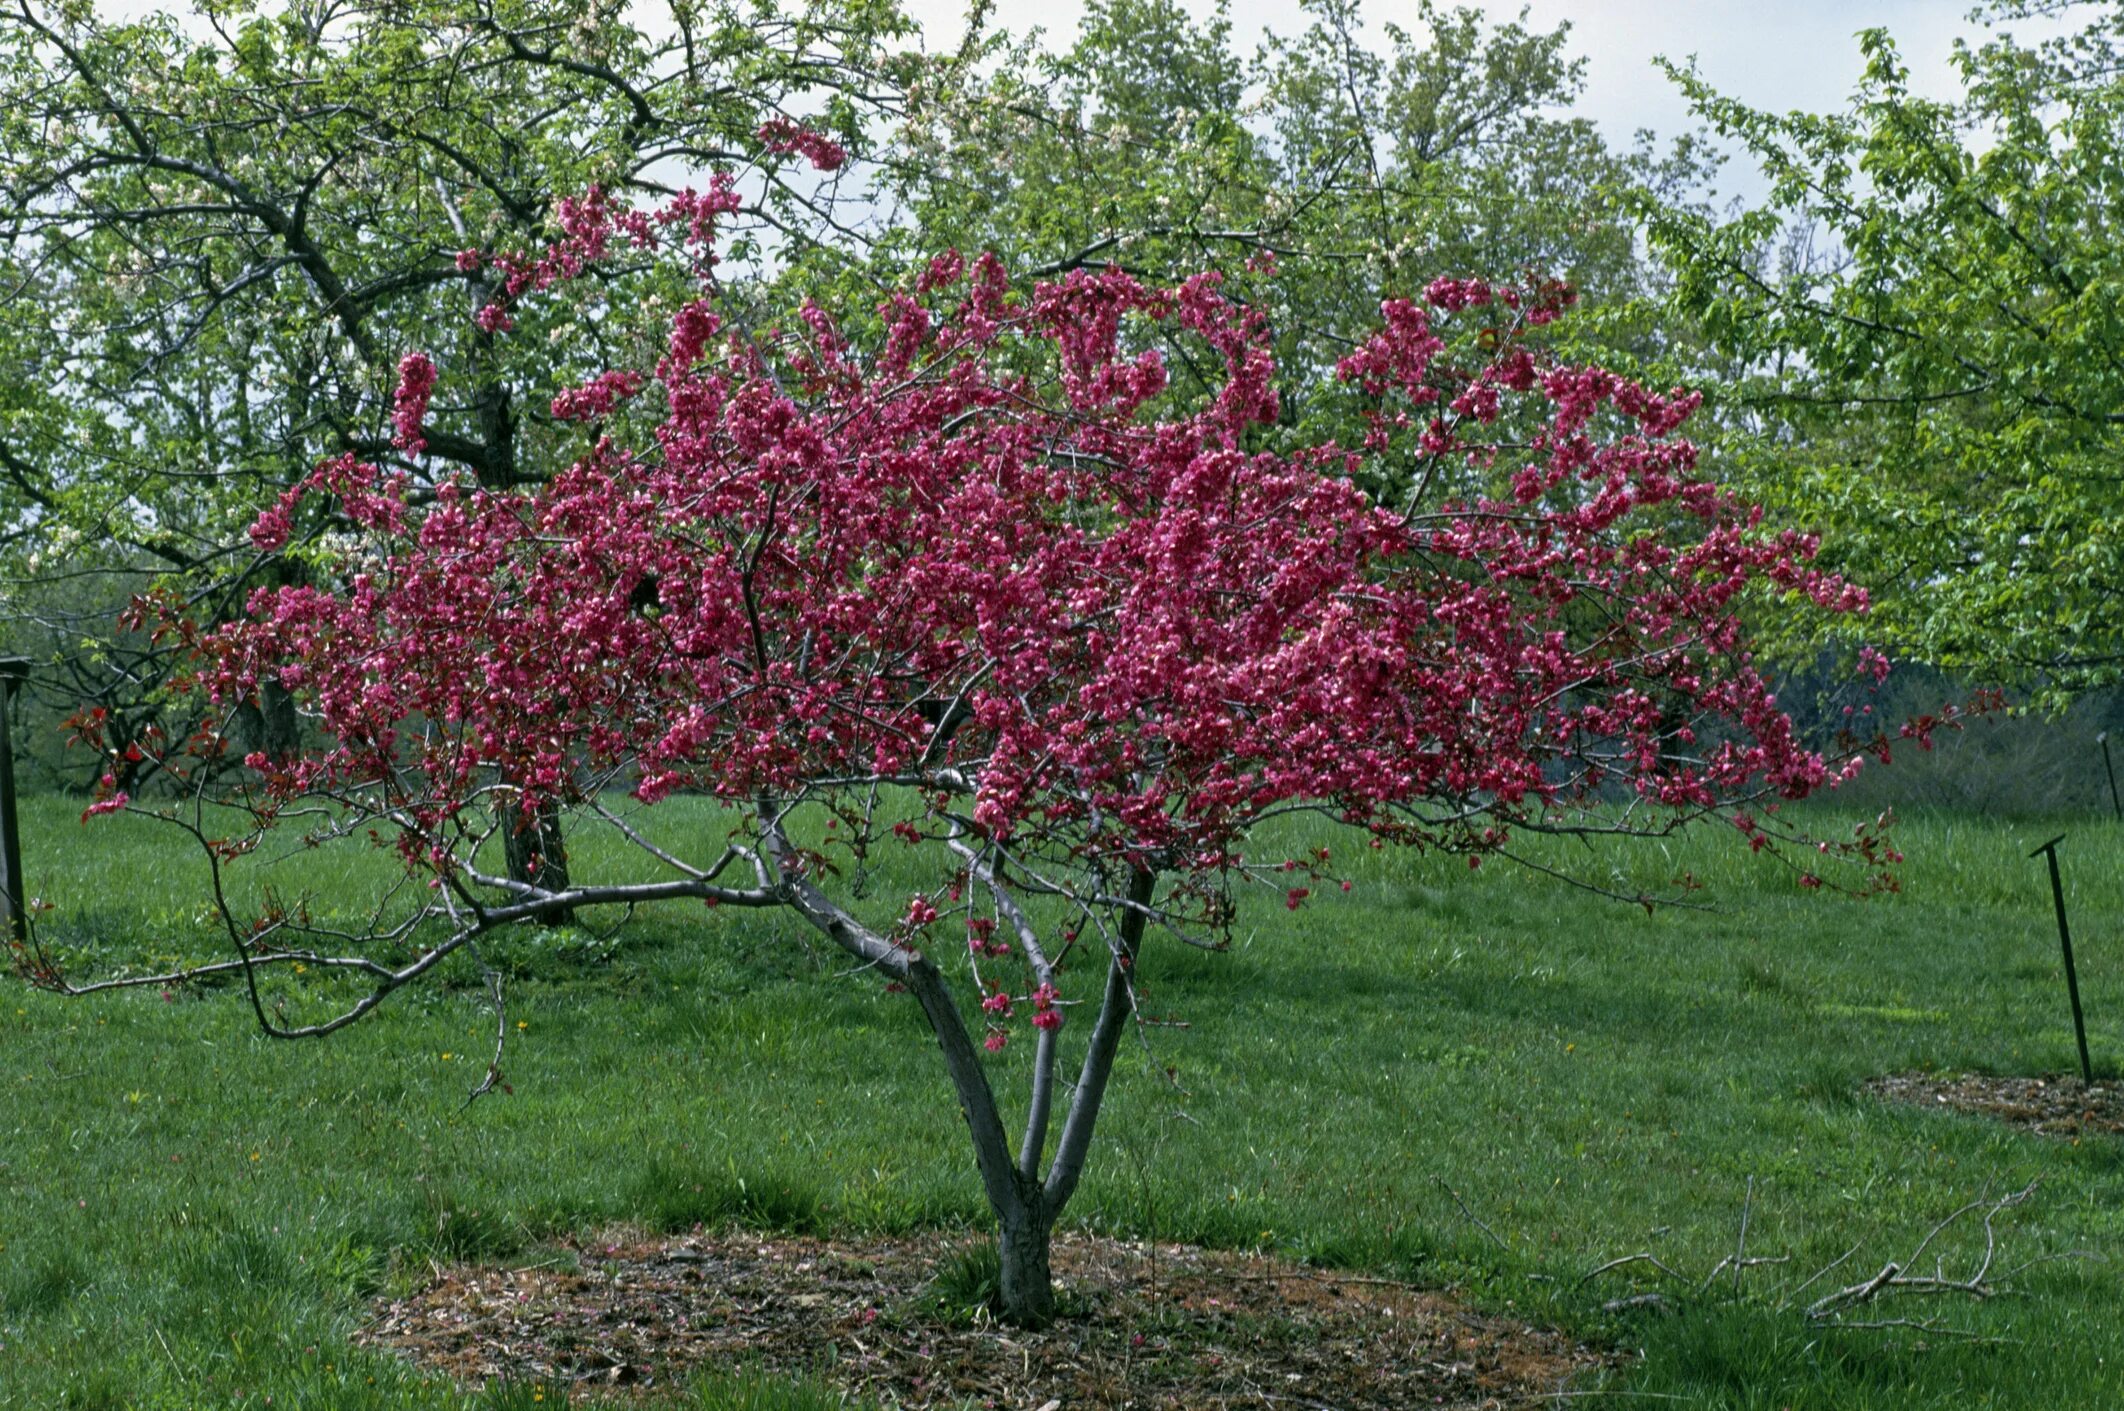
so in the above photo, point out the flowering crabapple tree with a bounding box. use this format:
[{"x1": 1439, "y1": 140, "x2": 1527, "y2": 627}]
[{"x1": 38, "y1": 171, "x2": 1892, "y2": 1327}]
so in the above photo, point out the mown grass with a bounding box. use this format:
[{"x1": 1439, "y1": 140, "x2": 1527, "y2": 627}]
[{"x1": 4, "y1": 793, "x2": 2122, "y2": 1408}]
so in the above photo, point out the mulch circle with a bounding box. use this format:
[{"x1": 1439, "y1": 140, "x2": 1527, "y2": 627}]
[
  {"x1": 1866, "y1": 1071, "x2": 2124, "y2": 1139},
  {"x1": 357, "y1": 1227, "x2": 1606, "y2": 1408}
]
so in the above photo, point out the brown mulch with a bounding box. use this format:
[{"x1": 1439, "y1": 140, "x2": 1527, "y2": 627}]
[
  {"x1": 357, "y1": 1227, "x2": 1606, "y2": 1408},
  {"x1": 1866, "y1": 1071, "x2": 2124, "y2": 1139}
]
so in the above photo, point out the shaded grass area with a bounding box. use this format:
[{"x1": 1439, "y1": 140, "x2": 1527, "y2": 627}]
[{"x1": 4, "y1": 795, "x2": 2122, "y2": 1407}]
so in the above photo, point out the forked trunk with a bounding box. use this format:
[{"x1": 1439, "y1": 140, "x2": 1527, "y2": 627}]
[
  {"x1": 766, "y1": 811, "x2": 1153, "y2": 1332},
  {"x1": 996, "y1": 1199, "x2": 1057, "y2": 1327}
]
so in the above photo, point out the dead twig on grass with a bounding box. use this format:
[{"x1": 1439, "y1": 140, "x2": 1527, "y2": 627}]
[
  {"x1": 1582, "y1": 1176, "x2": 2078, "y2": 1340},
  {"x1": 1805, "y1": 1179, "x2": 2041, "y2": 1325},
  {"x1": 1576, "y1": 1253, "x2": 1683, "y2": 1288},
  {"x1": 1434, "y1": 1175, "x2": 1508, "y2": 1251}
]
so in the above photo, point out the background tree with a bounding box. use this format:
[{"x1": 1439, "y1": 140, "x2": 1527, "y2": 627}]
[
  {"x1": 39, "y1": 186, "x2": 1889, "y2": 1326},
  {"x1": 1644, "y1": 2, "x2": 2124, "y2": 704},
  {"x1": 0, "y1": 0, "x2": 914, "y2": 811},
  {"x1": 874, "y1": 0, "x2": 1715, "y2": 444}
]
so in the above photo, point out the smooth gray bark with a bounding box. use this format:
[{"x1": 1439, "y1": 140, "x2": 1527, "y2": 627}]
[
  {"x1": 1043, "y1": 865, "x2": 1155, "y2": 1215},
  {"x1": 766, "y1": 808, "x2": 1156, "y2": 1326}
]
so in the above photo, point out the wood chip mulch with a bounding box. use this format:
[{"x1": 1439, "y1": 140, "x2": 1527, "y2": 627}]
[
  {"x1": 1867, "y1": 1071, "x2": 2124, "y2": 1139},
  {"x1": 357, "y1": 1227, "x2": 1607, "y2": 1408}
]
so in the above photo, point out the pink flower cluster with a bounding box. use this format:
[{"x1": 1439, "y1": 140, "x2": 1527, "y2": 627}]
[
  {"x1": 390, "y1": 352, "x2": 437, "y2": 457},
  {"x1": 552, "y1": 370, "x2": 647, "y2": 422},
  {"x1": 966, "y1": 917, "x2": 1009, "y2": 958},
  {"x1": 756, "y1": 117, "x2": 847, "y2": 172},
  {"x1": 1029, "y1": 983, "x2": 1062, "y2": 1032},
  {"x1": 81, "y1": 778, "x2": 128, "y2": 821},
  {"x1": 180, "y1": 181, "x2": 1882, "y2": 1045}
]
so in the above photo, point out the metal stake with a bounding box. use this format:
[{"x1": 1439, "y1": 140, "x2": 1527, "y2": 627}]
[
  {"x1": 2101, "y1": 732, "x2": 2122, "y2": 824},
  {"x1": 0, "y1": 657, "x2": 26, "y2": 946},
  {"x1": 2030, "y1": 834, "x2": 2094, "y2": 1084}
]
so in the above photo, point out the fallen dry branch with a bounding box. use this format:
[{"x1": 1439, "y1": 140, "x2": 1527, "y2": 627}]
[
  {"x1": 1576, "y1": 1253, "x2": 1683, "y2": 1288},
  {"x1": 1583, "y1": 1177, "x2": 2075, "y2": 1339},
  {"x1": 1804, "y1": 1180, "x2": 2037, "y2": 1325}
]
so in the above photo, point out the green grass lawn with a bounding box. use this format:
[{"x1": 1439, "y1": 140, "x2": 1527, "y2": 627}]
[{"x1": 4, "y1": 794, "x2": 2122, "y2": 1409}]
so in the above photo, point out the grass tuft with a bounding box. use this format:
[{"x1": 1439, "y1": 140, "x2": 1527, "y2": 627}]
[{"x1": 916, "y1": 1239, "x2": 1003, "y2": 1323}]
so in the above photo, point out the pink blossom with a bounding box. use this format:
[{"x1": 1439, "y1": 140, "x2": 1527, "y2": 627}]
[
  {"x1": 154, "y1": 185, "x2": 1883, "y2": 1074},
  {"x1": 391, "y1": 352, "x2": 438, "y2": 457},
  {"x1": 756, "y1": 117, "x2": 847, "y2": 172},
  {"x1": 551, "y1": 370, "x2": 646, "y2": 422},
  {"x1": 81, "y1": 792, "x2": 129, "y2": 821},
  {"x1": 248, "y1": 487, "x2": 300, "y2": 552}
]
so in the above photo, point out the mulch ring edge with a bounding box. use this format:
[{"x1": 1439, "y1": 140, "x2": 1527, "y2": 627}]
[
  {"x1": 356, "y1": 1225, "x2": 1614, "y2": 1408},
  {"x1": 1865, "y1": 1070, "x2": 2124, "y2": 1140}
]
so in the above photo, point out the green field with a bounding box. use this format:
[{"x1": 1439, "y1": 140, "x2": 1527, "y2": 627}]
[{"x1": 4, "y1": 795, "x2": 2121, "y2": 1409}]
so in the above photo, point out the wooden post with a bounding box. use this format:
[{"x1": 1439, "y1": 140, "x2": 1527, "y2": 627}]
[{"x1": 0, "y1": 657, "x2": 28, "y2": 946}]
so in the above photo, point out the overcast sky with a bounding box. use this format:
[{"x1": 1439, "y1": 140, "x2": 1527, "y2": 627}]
[
  {"x1": 898, "y1": 0, "x2": 2087, "y2": 200},
  {"x1": 93, "y1": 0, "x2": 2092, "y2": 204}
]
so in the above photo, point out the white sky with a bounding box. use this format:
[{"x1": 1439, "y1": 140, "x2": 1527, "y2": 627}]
[
  {"x1": 900, "y1": 0, "x2": 2088, "y2": 200},
  {"x1": 92, "y1": 0, "x2": 2093, "y2": 204}
]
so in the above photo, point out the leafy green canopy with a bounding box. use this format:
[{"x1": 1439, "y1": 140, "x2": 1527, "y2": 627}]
[
  {"x1": 0, "y1": 0, "x2": 1714, "y2": 782},
  {"x1": 1646, "y1": 4, "x2": 2124, "y2": 703},
  {"x1": 0, "y1": 0, "x2": 915, "y2": 775},
  {"x1": 872, "y1": 0, "x2": 1710, "y2": 457}
]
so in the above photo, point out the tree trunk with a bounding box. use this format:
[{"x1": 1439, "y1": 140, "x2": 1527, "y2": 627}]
[
  {"x1": 995, "y1": 1196, "x2": 1057, "y2": 1327},
  {"x1": 502, "y1": 799, "x2": 572, "y2": 923},
  {"x1": 237, "y1": 558, "x2": 305, "y2": 763},
  {"x1": 765, "y1": 815, "x2": 1140, "y2": 1331},
  {"x1": 235, "y1": 678, "x2": 301, "y2": 761}
]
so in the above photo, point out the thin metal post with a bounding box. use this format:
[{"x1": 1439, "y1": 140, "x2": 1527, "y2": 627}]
[
  {"x1": 0, "y1": 657, "x2": 26, "y2": 947},
  {"x1": 2030, "y1": 833, "x2": 2093, "y2": 1084},
  {"x1": 2101, "y1": 732, "x2": 2122, "y2": 824}
]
